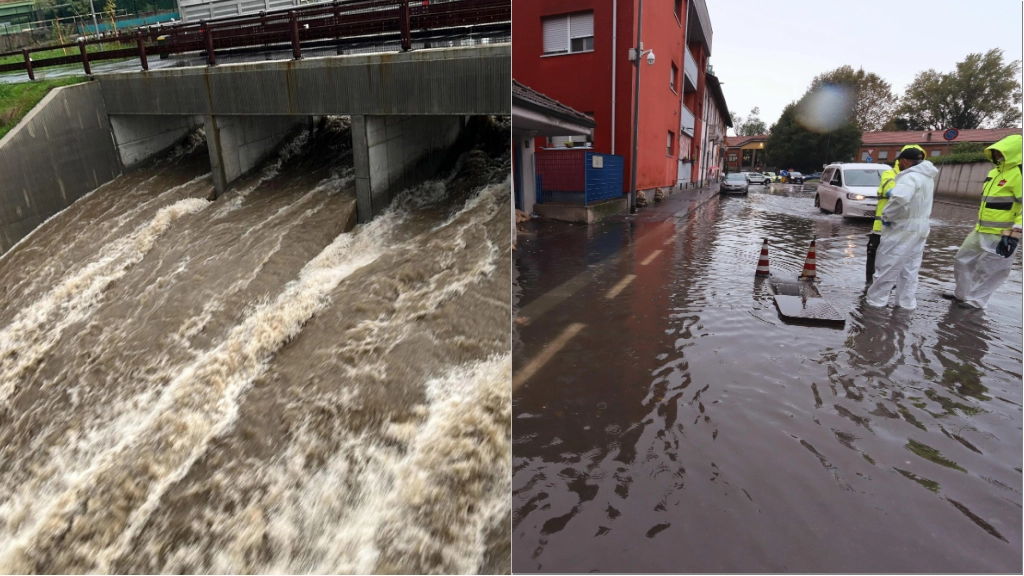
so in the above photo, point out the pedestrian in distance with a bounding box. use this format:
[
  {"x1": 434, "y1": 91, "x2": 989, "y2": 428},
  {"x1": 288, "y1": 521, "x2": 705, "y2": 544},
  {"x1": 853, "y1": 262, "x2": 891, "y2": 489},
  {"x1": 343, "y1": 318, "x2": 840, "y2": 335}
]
[
  {"x1": 946, "y1": 134, "x2": 1023, "y2": 309},
  {"x1": 865, "y1": 147, "x2": 937, "y2": 310},
  {"x1": 866, "y1": 144, "x2": 927, "y2": 283}
]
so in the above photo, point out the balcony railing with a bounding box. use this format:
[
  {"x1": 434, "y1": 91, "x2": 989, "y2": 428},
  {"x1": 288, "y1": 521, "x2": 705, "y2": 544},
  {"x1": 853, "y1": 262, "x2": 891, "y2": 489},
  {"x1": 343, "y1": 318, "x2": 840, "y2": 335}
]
[
  {"x1": 680, "y1": 105, "x2": 695, "y2": 137},
  {"x1": 689, "y1": 0, "x2": 712, "y2": 55},
  {"x1": 683, "y1": 44, "x2": 697, "y2": 93}
]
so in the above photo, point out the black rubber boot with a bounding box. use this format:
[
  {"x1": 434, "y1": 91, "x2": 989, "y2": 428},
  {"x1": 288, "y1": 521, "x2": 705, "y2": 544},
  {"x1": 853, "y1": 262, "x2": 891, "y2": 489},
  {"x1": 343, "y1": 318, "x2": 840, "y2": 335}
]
[{"x1": 866, "y1": 233, "x2": 881, "y2": 283}]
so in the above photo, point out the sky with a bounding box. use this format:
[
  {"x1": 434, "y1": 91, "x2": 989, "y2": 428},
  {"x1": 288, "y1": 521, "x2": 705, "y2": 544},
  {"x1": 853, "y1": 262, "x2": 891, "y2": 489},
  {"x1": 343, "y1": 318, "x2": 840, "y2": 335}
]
[{"x1": 706, "y1": 0, "x2": 1024, "y2": 135}]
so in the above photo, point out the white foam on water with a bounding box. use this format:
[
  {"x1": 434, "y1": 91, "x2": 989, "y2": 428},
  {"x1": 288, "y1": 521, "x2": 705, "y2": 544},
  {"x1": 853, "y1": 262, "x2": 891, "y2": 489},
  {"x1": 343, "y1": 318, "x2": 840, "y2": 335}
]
[
  {"x1": 0, "y1": 205, "x2": 401, "y2": 574},
  {"x1": 0, "y1": 174, "x2": 212, "y2": 306},
  {"x1": 215, "y1": 130, "x2": 312, "y2": 217},
  {"x1": 0, "y1": 123, "x2": 511, "y2": 575},
  {"x1": 0, "y1": 197, "x2": 211, "y2": 407}
]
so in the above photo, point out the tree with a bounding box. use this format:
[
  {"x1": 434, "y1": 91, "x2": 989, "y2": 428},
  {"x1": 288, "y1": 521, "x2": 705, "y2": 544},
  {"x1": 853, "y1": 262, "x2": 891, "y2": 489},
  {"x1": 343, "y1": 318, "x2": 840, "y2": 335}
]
[
  {"x1": 733, "y1": 107, "x2": 768, "y2": 136},
  {"x1": 765, "y1": 101, "x2": 861, "y2": 172},
  {"x1": 892, "y1": 49, "x2": 1023, "y2": 130},
  {"x1": 808, "y1": 65, "x2": 898, "y2": 132}
]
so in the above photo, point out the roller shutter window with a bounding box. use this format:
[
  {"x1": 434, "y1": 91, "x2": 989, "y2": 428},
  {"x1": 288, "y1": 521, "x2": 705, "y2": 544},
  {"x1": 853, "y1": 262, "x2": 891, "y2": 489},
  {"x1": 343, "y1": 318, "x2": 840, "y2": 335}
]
[
  {"x1": 569, "y1": 12, "x2": 594, "y2": 52},
  {"x1": 542, "y1": 15, "x2": 569, "y2": 54}
]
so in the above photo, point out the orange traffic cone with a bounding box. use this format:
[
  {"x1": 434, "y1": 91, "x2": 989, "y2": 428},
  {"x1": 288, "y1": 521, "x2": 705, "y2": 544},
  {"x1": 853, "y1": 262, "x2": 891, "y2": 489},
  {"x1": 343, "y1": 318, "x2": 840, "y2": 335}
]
[
  {"x1": 800, "y1": 238, "x2": 817, "y2": 280},
  {"x1": 755, "y1": 238, "x2": 770, "y2": 277}
]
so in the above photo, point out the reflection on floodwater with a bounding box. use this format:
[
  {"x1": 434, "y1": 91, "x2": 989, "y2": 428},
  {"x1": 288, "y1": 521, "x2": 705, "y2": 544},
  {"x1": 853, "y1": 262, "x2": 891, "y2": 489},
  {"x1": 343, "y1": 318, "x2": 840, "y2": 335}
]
[{"x1": 512, "y1": 184, "x2": 1022, "y2": 573}]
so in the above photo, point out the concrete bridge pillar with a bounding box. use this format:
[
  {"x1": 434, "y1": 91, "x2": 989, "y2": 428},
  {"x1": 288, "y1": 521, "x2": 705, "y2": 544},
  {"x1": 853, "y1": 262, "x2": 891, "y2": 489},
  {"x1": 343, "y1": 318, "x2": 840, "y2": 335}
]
[
  {"x1": 351, "y1": 114, "x2": 464, "y2": 222},
  {"x1": 204, "y1": 115, "x2": 308, "y2": 198}
]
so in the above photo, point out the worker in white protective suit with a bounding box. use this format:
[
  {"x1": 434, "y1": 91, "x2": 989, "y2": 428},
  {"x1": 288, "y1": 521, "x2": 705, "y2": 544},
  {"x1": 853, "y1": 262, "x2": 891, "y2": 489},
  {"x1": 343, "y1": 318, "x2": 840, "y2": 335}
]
[
  {"x1": 946, "y1": 134, "x2": 1023, "y2": 308},
  {"x1": 865, "y1": 147, "x2": 937, "y2": 309}
]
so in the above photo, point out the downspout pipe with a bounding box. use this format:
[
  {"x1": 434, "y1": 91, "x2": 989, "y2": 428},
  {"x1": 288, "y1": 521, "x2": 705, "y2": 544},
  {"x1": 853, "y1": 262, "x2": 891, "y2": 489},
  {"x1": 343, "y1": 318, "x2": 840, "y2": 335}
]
[
  {"x1": 611, "y1": 0, "x2": 616, "y2": 155},
  {"x1": 628, "y1": 0, "x2": 643, "y2": 214}
]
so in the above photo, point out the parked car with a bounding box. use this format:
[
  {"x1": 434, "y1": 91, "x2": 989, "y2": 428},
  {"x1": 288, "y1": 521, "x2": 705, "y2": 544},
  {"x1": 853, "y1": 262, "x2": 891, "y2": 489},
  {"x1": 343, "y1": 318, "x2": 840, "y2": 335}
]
[
  {"x1": 763, "y1": 171, "x2": 778, "y2": 182},
  {"x1": 745, "y1": 172, "x2": 772, "y2": 186},
  {"x1": 804, "y1": 171, "x2": 823, "y2": 181},
  {"x1": 787, "y1": 171, "x2": 805, "y2": 184},
  {"x1": 814, "y1": 163, "x2": 889, "y2": 218},
  {"x1": 721, "y1": 172, "x2": 749, "y2": 194}
]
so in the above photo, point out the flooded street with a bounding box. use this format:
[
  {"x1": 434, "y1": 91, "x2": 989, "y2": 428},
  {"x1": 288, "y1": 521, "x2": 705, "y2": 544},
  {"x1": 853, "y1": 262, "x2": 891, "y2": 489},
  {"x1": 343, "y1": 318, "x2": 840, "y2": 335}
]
[
  {"x1": 512, "y1": 183, "x2": 1022, "y2": 573},
  {"x1": 0, "y1": 118, "x2": 512, "y2": 574}
]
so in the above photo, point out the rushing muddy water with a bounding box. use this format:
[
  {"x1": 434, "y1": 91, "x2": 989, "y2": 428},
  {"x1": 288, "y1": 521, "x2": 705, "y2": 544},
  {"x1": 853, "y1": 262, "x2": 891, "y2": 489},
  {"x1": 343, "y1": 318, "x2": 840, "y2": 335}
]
[
  {"x1": 0, "y1": 117, "x2": 511, "y2": 574},
  {"x1": 512, "y1": 183, "x2": 1022, "y2": 573}
]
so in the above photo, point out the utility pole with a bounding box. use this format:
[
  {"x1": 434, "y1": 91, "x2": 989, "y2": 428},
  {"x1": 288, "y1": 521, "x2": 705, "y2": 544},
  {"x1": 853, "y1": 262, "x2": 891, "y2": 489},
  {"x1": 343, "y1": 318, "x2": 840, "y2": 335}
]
[
  {"x1": 628, "y1": 0, "x2": 644, "y2": 214},
  {"x1": 88, "y1": 0, "x2": 101, "y2": 47}
]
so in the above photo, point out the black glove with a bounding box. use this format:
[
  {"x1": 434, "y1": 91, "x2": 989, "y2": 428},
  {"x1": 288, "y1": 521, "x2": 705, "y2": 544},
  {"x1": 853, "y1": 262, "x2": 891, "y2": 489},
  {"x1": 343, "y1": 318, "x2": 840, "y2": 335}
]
[{"x1": 996, "y1": 235, "x2": 1018, "y2": 258}]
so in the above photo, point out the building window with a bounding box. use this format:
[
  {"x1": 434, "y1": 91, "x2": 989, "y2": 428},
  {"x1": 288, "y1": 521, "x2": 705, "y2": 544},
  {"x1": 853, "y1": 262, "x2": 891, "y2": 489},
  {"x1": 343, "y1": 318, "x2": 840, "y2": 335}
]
[
  {"x1": 670, "y1": 63, "x2": 678, "y2": 93},
  {"x1": 861, "y1": 151, "x2": 870, "y2": 161},
  {"x1": 931, "y1": 150, "x2": 941, "y2": 157},
  {"x1": 878, "y1": 150, "x2": 888, "y2": 160},
  {"x1": 667, "y1": 131, "x2": 675, "y2": 156},
  {"x1": 728, "y1": 154, "x2": 737, "y2": 161},
  {"x1": 549, "y1": 135, "x2": 591, "y2": 148},
  {"x1": 542, "y1": 11, "x2": 594, "y2": 55},
  {"x1": 674, "y1": 0, "x2": 683, "y2": 22}
]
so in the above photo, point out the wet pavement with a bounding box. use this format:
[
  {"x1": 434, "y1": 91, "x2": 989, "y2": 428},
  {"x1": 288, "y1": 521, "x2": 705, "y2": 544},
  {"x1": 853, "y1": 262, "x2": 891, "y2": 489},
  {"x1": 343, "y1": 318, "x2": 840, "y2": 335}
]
[{"x1": 512, "y1": 182, "x2": 1023, "y2": 573}]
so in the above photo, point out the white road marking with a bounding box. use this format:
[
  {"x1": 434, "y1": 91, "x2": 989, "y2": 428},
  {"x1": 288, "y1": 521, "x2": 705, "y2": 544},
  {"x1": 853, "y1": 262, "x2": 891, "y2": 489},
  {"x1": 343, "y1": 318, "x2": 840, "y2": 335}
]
[
  {"x1": 605, "y1": 274, "x2": 636, "y2": 299},
  {"x1": 640, "y1": 250, "x2": 663, "y2": 266},
  {"x1": 512, "y1": 322, "x2": 585, "y2": 390}
]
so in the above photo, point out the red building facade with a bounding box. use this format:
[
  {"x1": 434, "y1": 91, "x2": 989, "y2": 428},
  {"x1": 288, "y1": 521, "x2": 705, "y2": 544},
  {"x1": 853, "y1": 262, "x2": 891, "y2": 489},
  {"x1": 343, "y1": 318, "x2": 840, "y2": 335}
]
[{"x1": 512, "y1": 0, "x2": 715, "y2": 195}]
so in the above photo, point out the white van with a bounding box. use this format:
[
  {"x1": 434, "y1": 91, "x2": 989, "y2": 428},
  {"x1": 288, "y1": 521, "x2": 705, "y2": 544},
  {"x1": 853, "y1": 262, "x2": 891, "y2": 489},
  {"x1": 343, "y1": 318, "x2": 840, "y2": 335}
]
[{"x1": 814, "y1": 163, "x2": 890, "y2": 219}]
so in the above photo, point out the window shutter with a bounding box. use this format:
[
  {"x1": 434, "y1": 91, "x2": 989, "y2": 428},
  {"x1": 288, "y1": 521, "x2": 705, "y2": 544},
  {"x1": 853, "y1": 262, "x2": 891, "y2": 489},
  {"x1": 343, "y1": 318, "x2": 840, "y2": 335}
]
[
  {"x1": 569, "y1": 12, "x2": 594, "y2": 38},
  {"x1": 543, "y1": 16, "x2": 568, "y2": 53}
]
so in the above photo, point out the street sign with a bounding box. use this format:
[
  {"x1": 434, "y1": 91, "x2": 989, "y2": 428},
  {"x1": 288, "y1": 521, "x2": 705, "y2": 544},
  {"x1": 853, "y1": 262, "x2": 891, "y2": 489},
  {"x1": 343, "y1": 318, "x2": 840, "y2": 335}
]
[
  {"x1": 943, "y1": 128, "x2": 959, "y2": 141},
  {"x1": 866, "y1": 156, "x2": 873, "y2": 162}
]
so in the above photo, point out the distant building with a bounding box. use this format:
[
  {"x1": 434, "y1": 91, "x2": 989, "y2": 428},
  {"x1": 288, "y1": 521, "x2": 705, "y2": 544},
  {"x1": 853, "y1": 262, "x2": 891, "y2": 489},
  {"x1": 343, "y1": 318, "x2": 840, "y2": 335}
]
[
  {"x1": 724, "y1": 134, "x2": 769, "y2": 172},
  {"x1": 857, "y1": 128, "x2": 1021, "y2": 163},
  {"x1": 697, "y1": 69, "x2": 730, "y2": 182},
  {"x1": 0, "y1": 0, "x2": 35, "y2": 27},
  {"x1": 512, "y1": 0, "x2": 724, "y2": 198}
]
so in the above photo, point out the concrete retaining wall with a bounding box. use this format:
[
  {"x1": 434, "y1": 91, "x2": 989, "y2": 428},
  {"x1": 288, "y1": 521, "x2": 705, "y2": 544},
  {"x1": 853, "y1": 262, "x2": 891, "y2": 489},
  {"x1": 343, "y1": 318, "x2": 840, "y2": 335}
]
[
  {"x1": 935, "y1": 161, "x2": 991, "y2": 202},
  {"x1": 109, "y1": 114, "x2": 204, "y2": 169},
  {"x1": 352, "y1": 114, "x2": 463, "y2": 222},
  {"x1": 0, "y1": 81, "x2": 121, "y2": 253}
]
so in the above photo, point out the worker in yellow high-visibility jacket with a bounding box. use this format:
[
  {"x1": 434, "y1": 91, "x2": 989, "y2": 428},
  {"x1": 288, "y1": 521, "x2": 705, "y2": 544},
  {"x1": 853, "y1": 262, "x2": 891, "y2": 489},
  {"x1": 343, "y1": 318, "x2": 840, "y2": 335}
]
[
  {"x1": 867, "y1": 144, "x2": 927, "y2": 283},
  {"x1": 946, "y1": 134, "x2": 1023, "y2": 308}
]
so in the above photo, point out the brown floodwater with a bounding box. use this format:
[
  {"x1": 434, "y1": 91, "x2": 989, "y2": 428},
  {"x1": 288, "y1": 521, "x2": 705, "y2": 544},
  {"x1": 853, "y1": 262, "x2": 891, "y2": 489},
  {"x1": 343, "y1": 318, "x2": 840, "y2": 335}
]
[
  {"x1": 512, "y1": 183, "x2": 1022, "y2": 573},
  {"x1": 0, "y1": 117, "x2": 512, "y2": 574}
]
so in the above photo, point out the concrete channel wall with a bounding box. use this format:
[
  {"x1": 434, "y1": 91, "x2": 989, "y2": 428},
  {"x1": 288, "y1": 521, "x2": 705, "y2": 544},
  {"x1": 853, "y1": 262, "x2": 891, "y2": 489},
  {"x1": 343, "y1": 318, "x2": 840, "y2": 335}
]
[
  {"x1": 934, "y1": 161, "x2": 992, "y2": 202},
  {"x1": 0, "y1": 82, "x2": 122, "y2": 254}
]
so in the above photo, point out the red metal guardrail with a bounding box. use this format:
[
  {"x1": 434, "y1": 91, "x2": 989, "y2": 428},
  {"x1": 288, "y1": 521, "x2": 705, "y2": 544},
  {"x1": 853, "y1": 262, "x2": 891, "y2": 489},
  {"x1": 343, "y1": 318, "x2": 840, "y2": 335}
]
[{"x1": 0, "y1": 0, "x2": 508, "y2": 79}]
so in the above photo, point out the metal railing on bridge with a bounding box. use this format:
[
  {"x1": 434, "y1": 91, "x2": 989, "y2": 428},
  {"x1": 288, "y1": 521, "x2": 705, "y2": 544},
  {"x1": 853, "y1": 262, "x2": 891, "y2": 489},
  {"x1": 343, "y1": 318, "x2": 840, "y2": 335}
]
[
  {"x1": 536, "y1": 149, "x2": 624, "y2": 207},
  {"x1": 0, "y1": 0, "x2": 509, "y2": 80}
]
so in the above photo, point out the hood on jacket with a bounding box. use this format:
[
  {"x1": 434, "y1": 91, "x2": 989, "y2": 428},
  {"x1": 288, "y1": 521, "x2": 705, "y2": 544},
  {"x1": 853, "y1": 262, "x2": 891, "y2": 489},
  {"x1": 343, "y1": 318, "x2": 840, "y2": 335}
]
[
  {"x1": 985, "y1": 134, "x2": 1023, "y2": 171},
  {"x1": 893, "y1": 144, "x2": 928, "y2": 176},
  {"x1": 900, "y1": 159, "x2": 939, "y2": 179}
]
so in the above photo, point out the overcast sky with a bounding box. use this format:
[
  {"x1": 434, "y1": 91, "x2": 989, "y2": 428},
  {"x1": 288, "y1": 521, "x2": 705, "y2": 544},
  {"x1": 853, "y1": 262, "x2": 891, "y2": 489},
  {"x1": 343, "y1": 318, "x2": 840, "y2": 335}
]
[{"x1": 706, "y1": 0, "x2": 1024, "y2": 135}]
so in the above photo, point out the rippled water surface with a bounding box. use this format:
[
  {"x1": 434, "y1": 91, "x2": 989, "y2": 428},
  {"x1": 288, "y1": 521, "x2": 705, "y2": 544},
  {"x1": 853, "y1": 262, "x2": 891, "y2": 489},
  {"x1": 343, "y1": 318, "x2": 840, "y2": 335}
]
[
  {"x1": 0, "y1": 118, "x2": 512, "y2": 574},
  {"x1": 512, "y1": 184, "x2": 1022, "y2": 573}
]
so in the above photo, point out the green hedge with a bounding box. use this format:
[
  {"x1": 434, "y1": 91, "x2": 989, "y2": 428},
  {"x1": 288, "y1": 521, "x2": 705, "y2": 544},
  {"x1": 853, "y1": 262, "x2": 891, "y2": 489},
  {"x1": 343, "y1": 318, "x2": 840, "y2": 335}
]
[{"x1": 930, "y1": 151, "x2": 988, "y2": 166}]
